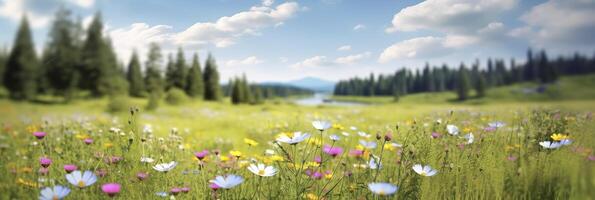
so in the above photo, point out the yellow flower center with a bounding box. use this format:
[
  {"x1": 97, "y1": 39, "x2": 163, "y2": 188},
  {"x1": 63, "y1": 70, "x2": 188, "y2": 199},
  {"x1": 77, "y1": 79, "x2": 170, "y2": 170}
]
[
  {"x1": 421, "y1": 172, "x2": 427, "y2": 176},
  {"x1": 53, "y1": 195, "x2": 59, "y2": 200},
  {"x1": 78, "y1": 180, "x2": 86, "y2": 188},
  {"x1": 258, "y1": 169, "x2": 265, "y2": 176},
  {"x1": 378, "y1": 189, "x2": 385, "y2": 195}
]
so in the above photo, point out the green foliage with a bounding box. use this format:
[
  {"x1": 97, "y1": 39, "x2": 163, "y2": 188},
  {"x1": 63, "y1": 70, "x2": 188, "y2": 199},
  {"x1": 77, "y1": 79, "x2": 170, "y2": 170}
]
[
  {"x1": 165, "y1": 87, "x2": 188, "y2": 105},
  {"x1": 203, "y1": 53, "x2": 222, "y2": 101},
  {"x1": 126, "y1": 51, "x2": 145, "y2": 97},
  {"x1": 165, "y1": 48, "x2": 188, "y2": 90},
  {"x1": 0, "y1": 47, "x2": 8, "y2": 87},
  {"x1": 185, "y1": 53, "x2": 204, "y2": 98},
  {"x1": 80, "y1": 13, "x2": 119, "y2": 96},
  {"x1": 106, "y1": 95, "x2": 130, "y2": 113},
  {"x1": 144, "y1": 43, "x2": 164, "y2": 97},
  {"x1": 4, "y1": 17, "x2": 38, "y2": 100},
  {"x1": 476, "y1": 74, "x2": 487, "y2": 98},
  {"x1": 145, "y1": 91, "x2": 160, "y2": 111}
]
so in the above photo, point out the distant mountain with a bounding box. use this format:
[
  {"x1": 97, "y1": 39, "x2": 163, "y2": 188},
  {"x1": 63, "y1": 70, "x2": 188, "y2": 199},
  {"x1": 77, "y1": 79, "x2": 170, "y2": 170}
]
[{"x1": 260, "y1": 77, "x2": 335, "y2": 92}]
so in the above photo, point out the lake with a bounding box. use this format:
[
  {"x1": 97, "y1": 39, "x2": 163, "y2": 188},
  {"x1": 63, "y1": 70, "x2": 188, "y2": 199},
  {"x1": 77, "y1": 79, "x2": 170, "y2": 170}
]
[{"x1": 294, "y1": 93, "x2": 367, "y2": 106}]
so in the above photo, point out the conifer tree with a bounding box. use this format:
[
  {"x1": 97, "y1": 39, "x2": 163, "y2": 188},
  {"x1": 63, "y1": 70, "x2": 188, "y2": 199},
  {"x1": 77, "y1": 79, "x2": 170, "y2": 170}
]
[
  {"x1": 456, "y1": 63, "x2": 471, "y2": 101},
  {"x1": 0, "y1": 48, "x2": 6, "y2": 87},
  {"x1": 144, "y1": 43, "x2": 164, "y2": 97},
  {"x1": 185, "y1": 53, "x2": 204, "y2": 98},
  {"x1": 80, "y1": 13, "x2": 117, "y2": 96},
  {"x1": 165, "y1": 53, "x2": 175, "y2": 89},
  {"x1": 476, "y1": 73, "x2": 487, "y2": 98},
  {"x1": 127, "y1": 51, "x2": 144, "y2": 97},
  {"x1": 172, "y1": 47, "x2": 187, "y2": 89},
  {"x1": 203, "y1": 53, "x2": 222, "y2": 101},
  {"x1": 4, "y1": 17, "x2": 39, "y2": 100}
]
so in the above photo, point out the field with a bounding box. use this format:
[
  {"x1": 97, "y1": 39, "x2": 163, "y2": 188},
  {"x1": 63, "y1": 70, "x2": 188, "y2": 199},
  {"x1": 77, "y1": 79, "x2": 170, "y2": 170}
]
[{"x1": 1, "y1": 76, "x2": 595, "y2": 199}]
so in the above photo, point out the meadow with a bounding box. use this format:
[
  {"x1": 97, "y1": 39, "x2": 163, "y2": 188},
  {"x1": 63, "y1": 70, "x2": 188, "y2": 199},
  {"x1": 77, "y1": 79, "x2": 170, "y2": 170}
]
[{"x1": 1, "y1": 75, "x2": 595, "y2": 199}]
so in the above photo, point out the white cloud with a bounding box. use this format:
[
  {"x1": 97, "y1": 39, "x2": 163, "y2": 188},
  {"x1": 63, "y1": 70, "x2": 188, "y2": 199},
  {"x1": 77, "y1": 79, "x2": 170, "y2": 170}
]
[
  {"x1": 109, "y1": 23, "x2": 175, "y2": 63},
  {"x1": 291, "y1": 56, "x2": 332, "y2": 68},
  {"x1": 337, "y1": 45, "x2": 351, "y2": 51},
  {"x1": 513, "y1": 0, "x2": 595, "y2": 49},
  {"x1": 386, "y1": 0, "x2": 517, "y2": 34},
  {"x1": 378, "y1": 36, "x2": 454, "y2": 63},
  {"x1": 335, "y1": 52, "x2": 371, "y2": 65},
  {"x1": 174, "y1": 2, "x2": 300, "y2": 47},
  {"x1": 262, "y1": 0, "x2": 274, "y2": 7},
  {"x1": 353, "y1": 24, "x2": 365, "y2": 31},
  {"x1": 0, "y1": 0, "x2": 94, "y2": 28},
  {"x1": 224, "y1": 56, "x2": 264, "y2": 66},
  {"x1": 279, "y1": 57, "x2": 288, "y2": 63}
]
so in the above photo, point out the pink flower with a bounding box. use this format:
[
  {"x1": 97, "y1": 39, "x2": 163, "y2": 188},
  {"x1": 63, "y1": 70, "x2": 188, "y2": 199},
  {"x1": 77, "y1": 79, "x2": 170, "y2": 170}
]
[
  {"x1": 311, "y1": 171, "x2": 323, "y2": 180},
  {"x1": 96, "y1": 169, "x2": 108, "y2": 177},
  {"x1": 194, "y1": 150, "x2": 209, "y2": 160},
  {"x1": 314, "y1": 156, "x2": 321, "y2": 164},
  {"x1": 83, "y1": 138, "x2": 93, "y2": 145},
  {"x1": 431, "y1": 132, "x2": 441, "y2": 139},
  {"x1": 63, "y1": 164, "x2": 77, "y2": 173},
  {"x1": 323, "y1": 145, "x2": 343, "y2": 157},
  {"x1": 507, "y1": 156, "x2": 518, "y2": 161},
  {"x1": 38, "y1": 167, "x2": 49, "y2": 175},
  {"x1": 33, "y1": 132, "x2": 46, "y2": 139},
  {"x1": 209, "y1": 183, "x2": 220, "y2": 191},
  {"x1": 170, "y1": 187, "x2": 181, "y2": 195},
  {"x1": 181, "y1": 187, "x2": 190, "y2": 193},
  {"x1": 101, "y1": 183, "x2": 121, "y2": 197},
  {"x1": 39, "y1": 157, "x2": 52, "y2": 168},
  {"x1": 136, "y1": 172, "x2": 149, "y2": 181},
  {"x1": 588, "y1": 155, "x2": 595, "y2": 161},
  {"x1": 349, "y1": 149, "x2": 363, "y2": 157},
  {"x1": 384, "y1": 131, "x2": 393, "y2": 141}
]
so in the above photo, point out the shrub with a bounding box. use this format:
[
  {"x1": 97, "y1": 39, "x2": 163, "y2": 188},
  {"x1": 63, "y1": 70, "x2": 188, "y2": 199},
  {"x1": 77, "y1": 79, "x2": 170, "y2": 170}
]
[
  {"x1": 165, "y1": 87, "x2": 188, "y2": 105},
  {"x1": 106, "y1": 95, "x2": 130, "y2": 113}
]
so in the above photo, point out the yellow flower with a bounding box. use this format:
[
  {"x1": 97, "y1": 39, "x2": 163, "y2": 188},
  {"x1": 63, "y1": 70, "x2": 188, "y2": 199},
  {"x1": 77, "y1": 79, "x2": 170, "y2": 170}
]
[
  {"x1": 324, "y1": 172, "x2": 333, "y2": 179},
  {"x1": 308, "y1": 138, "x2": 322, "y2": 146},
  {"x1": 26, "y1": 125, "x2": 38, "y2": 133},
  {"x1": 244, "y1": 138, "x2": 259, "y2": 146},
  {"x1": 550, "y1": 133, "x2": 569, "y2": 141},
  {"x1": 220, "y1": 155, "x2": 230, "y2": 162},
  {"x1": 306, "y1": 193, "x2": 319, "y2": 200},
  {"x1": 463, "y1": 127, "x2": 472, "y2": 133},
  {"x1": 75, "y1": 133, "x2": 89, "y2": 140},
  {"x1": 355, "y1": 144, "x2": 364, "y2": 151},
  {"x1": 104, "y1": 143, "x2": 113, "y2": 148},
  {"x1": 17, "y1": 178, "x2": 37, "y2": 187},
  {"x1": 332, "y1": 123, "x2": 345, "y2": 130},
  {"x1": 230, "y1": 150, "x2": 243, "y2": 158},
  {"x1": 383, "y1": 143, "x2": 395, "y2": 151},
  {"x1": 238, "y1": 160, "x2": 250, "y2": 168},
  {"x1": 270, "y1": 155, "x2": 284, "y2": 162},
  {"x1": 305, "y1": 162, "x2": 320, "y2": 168}
]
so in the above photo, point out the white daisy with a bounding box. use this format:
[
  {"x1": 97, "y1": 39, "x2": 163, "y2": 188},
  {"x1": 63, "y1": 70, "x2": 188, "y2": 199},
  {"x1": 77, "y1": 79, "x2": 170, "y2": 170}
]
[
  {"x1": 329, "y1": 134, "x2": 340, "y2": 141},
  {"x1": 153, "y1": 161, "x2": 177, "y2": 172},
  {"x1": 358, "y1": 131, "x2": 370, "y2": 138},
  {"x1": 368, "y1": 182, "x2": 398, "y2": 195},
  {"x1": 247, "y1": 163, "x2": 277, "y2": 177},
  {"x1": 140, "y1": 156, "x2": 155, "y2": 163},
  {"x1": 369, "y1": 155, "x2": 382, "y2": 169},
  {"x1": 312, "y1": 120, "x2": 332, "y2": 131},
  {"x1": 462, "y1": 133, "x2": 474, "y2": 144},
  {"x1": 341, "y1": 131, "x2": 350, "y2": 136},
  {"x1": 65, "y1": 170, "x2": 97, "y2": 188},
  {"x1": 412, "y1": 164, "x2": 438, "y2": 176},
  {"x1": 276, "y1": 132, "x2": 310, "y2": 144},
  {"x1": 211, "y1": 174, "x2": 244, "y2": 189},
  {"x1": 559, "y1": 139, "x2": 572, "y2": 146},
  {"x1": 488, "y1": 121, "x2": 505, "y2": 128},
  {"x1": 446, "y1": 125, "x2": 459, "y2": 135},
  {"x1": 39, "y1": 185, "x2": 70, "y2": 200},
  {"x1": 539, "y1": 141, "x2": 562, "y2": 149}
]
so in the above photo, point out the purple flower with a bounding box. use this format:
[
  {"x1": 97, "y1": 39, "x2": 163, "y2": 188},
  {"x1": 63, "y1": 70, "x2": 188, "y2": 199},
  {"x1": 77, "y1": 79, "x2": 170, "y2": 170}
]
[
  {"x1": 484, "y1": 127, "x2": 496, "y2": 132},
  {"x1": 314, "y1": 156, "x2": 321, "y2": 164},
  {"x1": 101, "y1": 183, "x2": 121, "y2": 197},
  {"x1": 83, "y1": 138, "x2": 93, "y2": 145},
  {"x1": 63, "y1": 164, "x2": 77, "y2": 173},
  {"x1": 431, "y1": 132, "x2": 441, "y2": 139},
  {"x1": 39, "y1": 157, "x2": 52, "y2": 168},
  {"x1": 96, "y1": 169, "x2": 108, "y2": 177},
  {"x1": 194, "y1": 150, "x2": 209, "y2": 160},
  {"x1": 136, "y1": 172, "x2": 149, "y2": 181},
  {"x1": 384, "y1": 131, "x2": 393, "y2": 141},
  {"x1": 170, "y1": 187, "x2": 181, "y2": 195},
  {"x1": 588, "y1": 155, "x2": 595, "y2": 161},
  {"x1": 311, "y1": 171, "x2": 323, "y2": 180},
  {"x1": 38, "y1": 167, "x2": 49, "y2": 175},
  {"x1": 507, "y1": 156, "x2": 517, "y2": 161},
  {"x1": 33, "y1": 132, "x2": 46, "y2": 139},
  {"x1": 323, "y1": 145, "x2": 343, "y2": 157},
  {"x1": 106, "y1": 156, "x2": 122, "y2": 164}
]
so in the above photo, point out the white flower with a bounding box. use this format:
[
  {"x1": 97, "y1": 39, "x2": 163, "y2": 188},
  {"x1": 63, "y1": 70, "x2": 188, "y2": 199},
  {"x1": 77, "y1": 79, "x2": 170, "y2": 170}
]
[
  {"x1": 446, "y1": 125, "x2": 459, "y2": 135},
  {"x1": 264, "y1": 149, "x2": 275, "y2": 155},
  {"x1": 488, "y1": 121, "x2": 505, "y2": 128},
  {"x1": 247, "y1": 163, "x2": 277, "y2": 177},
  {"x1": 153, "y1": 161, "x2": 177, "y2": 172},
  {"x1": 276, "y1": 132, "x2": 310, "y2": 144},
  {"x1": 211, "y1": 174, "x2": 244, "y2": 189},
  {"x1": 389, "y1": 142, "x2": 402, "y2": 148},
  {"x1": 412, "y1": 164, "x2": 438, "y2": 176},
  {"x1": 358, "y1": 131, "x2": 370, "y2": 138},
  {"x1": 539, "y1": 141, "x2": 562, "y2": 149},
  {"x1": 341, "y1": 131, "x2": 350, "y2": 136},
  {"x1": 368, "y1": 182, "x2": 398, "y2": 195},
  {"x1": 369, "y1": 155, "x2": 381, "y2": 169},
  {"x1": 155, "y1": 192, "x2": 168, "y2": 197},
  {"x1": 329, "y1": 134, "x2": 340, "y2": 141},
  {"x1": 40, "y1": 185, "x2": 70, "y2": 200},
  {"x1": 559, "y1": 139, "x2": 572, "y2": 146},
  {"x1": 143, "y1": 124, "x2": 153, "y2": 134},
  {"x1": 462, "y1": 133, "x2": 474, "y2": 144},
  {"x1": 436, "y1": 119, "x2": 443, "y2": 124},
  {"x1": 350, "y1": 126, "x2": 357, "y2": 131},
  {"x1": 359, "y1": 140, "x2": 377, "y2": 149},
  {"x1": 312, "y1": 120, "x2": 332, "y2": 131},
  {"x1": 140, "y1": 156, "x2": 155, "y2": 163},
  {"x1": 65, "y1": 170, "x2": 97, "y2": 188}
]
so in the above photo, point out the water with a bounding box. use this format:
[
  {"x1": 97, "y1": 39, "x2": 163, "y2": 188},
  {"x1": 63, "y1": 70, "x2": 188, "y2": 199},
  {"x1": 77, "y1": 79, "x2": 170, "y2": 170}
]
[{"x1": 294, "y1": 93, "x2": 367, "y2": 106}]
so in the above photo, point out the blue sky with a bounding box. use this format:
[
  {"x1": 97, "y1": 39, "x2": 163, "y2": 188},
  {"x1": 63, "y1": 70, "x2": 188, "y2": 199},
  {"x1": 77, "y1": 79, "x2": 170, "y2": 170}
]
[{"x1": 1, "y1": 0, "x2": 594, "y2": 82}]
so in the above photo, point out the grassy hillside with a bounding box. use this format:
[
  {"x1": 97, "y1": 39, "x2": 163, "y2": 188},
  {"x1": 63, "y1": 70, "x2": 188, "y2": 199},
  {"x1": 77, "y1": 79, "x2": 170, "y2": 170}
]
[{"x1": 331, "y1": 74, "x2": 595, "y2": 104}]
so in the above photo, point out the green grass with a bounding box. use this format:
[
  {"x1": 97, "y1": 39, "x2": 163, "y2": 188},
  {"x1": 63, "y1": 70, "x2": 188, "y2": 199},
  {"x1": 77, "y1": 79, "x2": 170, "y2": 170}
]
[{"x1": 0, "y1": 75, "x2": 595, "y2": 199}]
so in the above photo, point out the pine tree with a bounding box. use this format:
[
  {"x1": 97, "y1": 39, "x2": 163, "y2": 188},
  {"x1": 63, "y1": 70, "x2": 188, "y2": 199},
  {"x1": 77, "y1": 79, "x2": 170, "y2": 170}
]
[
  {"x1": 165, "y1": 53, "x2": 175, "y2": 89},
  {"x1": 240, "y1": 74, "x2": 253, "y2": 103},
  {"x1": 230, "y1": 78, "x2": 242, "y2": 104},
  {"x1": 456, "y1": 63, "x2": 471, "y2": 101},
  {"x1": 0, "y1": 48, "x2": 6, "y2": 87},
  {"x1": 173, "y1": 47, "x2": 188, "y2": 89},
  {"x1": 185, "y1": 53, "x2": 204, "y2": 98},
  {"x1": 42, "y1": 8, "x2": 81, "y2": 100},
  {"x1": 252, "y1": 85, "x2": 264, "y2": 104},
  {"x1": 144, "y1": 43, "x2": 164, "y2": 97},
  {"x1": 203, "y1": 53, "x2": 221, "y2": 101},
  {"x1": 127, "y1": 51, "x2": 144, "y2": 97},
  {"x1": 4, "y1": 17, "x2": 39, "y2": 100},
  {"x1": 476, "y1": 73, "x2": 487, "y2": 98},
  {"x1": 80, "y1": 13, "x2": 117, "y2": 96}
]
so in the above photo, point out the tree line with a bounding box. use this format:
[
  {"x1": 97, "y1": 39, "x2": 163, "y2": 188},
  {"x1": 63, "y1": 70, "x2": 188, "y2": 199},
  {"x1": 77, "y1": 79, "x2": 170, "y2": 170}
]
[
  {"x1": 334, "y1": 49, "x2": 595, "y2": 101},
  {"x1": 0, "y1": 8, "x2": 309, "y2": 106}
]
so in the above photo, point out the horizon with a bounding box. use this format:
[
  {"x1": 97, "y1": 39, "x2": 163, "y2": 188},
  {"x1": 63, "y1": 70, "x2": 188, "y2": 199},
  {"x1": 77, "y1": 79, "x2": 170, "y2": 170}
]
[{"x1": 0, "y1": 0, "x2": 594, "y2": 82}]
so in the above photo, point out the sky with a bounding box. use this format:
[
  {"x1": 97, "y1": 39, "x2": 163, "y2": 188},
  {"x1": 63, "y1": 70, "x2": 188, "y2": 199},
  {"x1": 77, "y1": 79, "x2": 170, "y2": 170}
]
[{"x1": 0, "y1": 0, "x2": 594, "y2": 82}]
